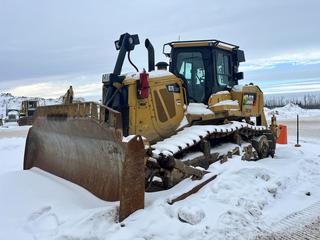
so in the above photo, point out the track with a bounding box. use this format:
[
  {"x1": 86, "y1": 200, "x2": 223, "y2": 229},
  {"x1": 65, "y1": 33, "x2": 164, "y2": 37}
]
[
  {"x1": 152, "y1": 121, "x2": 267, "y2": 157},
  {"x1": 146, "y1": 121, "x2": 275, "y2": 189},
  {"x1": 147, "y1": 121, "x2": 273, "y2": 188}
]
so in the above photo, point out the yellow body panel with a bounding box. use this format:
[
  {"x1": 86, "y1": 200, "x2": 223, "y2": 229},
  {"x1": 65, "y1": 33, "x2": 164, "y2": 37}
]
[
  {"x1": 208, "y1": 92, "x2": 240, "y2": 112},
  {"x1": 123, "y1": 70, "x2": 267, "y2": 143},
  {"x1": 208, "y1": 92, "x2": 231, "y2": 108},
  {"x1": 124, "y1": 73, "x2": 185, "y2": 143},
  {"x1": 187, "y1": 85, "x2": 267, "y2": 126},
  {"x1": 231, "y1": 85, "x2": 266, "y2": 123}
]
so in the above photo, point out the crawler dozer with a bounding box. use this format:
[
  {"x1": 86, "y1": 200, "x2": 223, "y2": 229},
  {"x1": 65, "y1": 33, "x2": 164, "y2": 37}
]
[
  {"x1": 18, "y1": 100, "x2": 38, "y2": 126},
  {"x1": 24, "y1": 33, "x2": 277, "y2": 221}
]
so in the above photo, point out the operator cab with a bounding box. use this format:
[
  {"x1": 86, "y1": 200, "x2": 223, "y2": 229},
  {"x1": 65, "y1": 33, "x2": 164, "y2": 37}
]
[
  {"x1": 163, "y1": 40, "x2": 245, "y2": 104},
  {"x1": 20, "y1": 100, "x2": 38, "y2": 117}
]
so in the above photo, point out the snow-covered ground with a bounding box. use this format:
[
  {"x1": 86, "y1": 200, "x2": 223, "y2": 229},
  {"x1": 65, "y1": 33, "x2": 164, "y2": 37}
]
[
  {"x1": 266, "y1": 103, "x2": 320, "y2": 139},
  {"x1": 265, "y1": 103, "x2": 320, "y2": 120},
  {"x1": 0, "y1": 122, "x2": 31, "y2": 138},
  {"x1": 0, "y1": 105, "x2": 319, "y2": 239}
]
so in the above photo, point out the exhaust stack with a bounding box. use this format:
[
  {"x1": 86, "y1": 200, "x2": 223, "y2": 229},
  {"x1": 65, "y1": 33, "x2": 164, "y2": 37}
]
[{"x1": 145, "y1": 39, "x2": 155, "y2": 72}]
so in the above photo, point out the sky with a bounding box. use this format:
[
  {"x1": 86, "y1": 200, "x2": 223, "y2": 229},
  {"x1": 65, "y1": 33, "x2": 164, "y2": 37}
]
[{"x1": 0, "y1": 0, "x2": 319, "y2": 100}]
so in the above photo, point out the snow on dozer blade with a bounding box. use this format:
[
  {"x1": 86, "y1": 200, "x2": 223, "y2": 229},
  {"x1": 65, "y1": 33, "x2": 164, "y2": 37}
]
[{"x1": 23, "y1": 102, "x2": 146, "y2": 221}]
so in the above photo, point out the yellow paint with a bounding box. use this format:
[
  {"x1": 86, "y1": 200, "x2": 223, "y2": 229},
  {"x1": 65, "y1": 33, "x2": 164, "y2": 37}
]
[{"x1": 124, "y1": 74, "x2": 185, "y2": 143}]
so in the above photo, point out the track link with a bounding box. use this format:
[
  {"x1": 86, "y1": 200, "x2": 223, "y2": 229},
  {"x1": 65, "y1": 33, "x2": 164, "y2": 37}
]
[{"x1": 152, "y1": 121, "x2": 267, "y2": 157}]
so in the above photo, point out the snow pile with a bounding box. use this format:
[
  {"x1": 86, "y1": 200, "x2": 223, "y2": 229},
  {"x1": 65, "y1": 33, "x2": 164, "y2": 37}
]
[
  {"x1": 0, "y1": 168, "x2": 116, "y2": 240},
  {"x1": 186, "y1": 103, "x2": 213, "y2": 115},
  {"x1": 206, "y1": 165, "x2": 289, "y2": 238},
  {"x1": 178, "y1": 206, "x2": 205, "y2": 225},
  {"x1": 265, "y1": 103, "x2": 320, "y2": 120}
]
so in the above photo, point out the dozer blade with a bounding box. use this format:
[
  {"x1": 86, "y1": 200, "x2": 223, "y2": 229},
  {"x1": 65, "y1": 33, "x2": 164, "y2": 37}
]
[{"x1": 23, "y1": 102, "x2": 146, "y2": 221}]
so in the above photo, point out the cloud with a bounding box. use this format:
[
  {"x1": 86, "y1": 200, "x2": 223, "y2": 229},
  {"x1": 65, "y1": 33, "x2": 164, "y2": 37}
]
[
  {"x1": 264, "y1": 82, "x2": 320, "y2": 95},
  {"x1": 6, "y1": 73, "x2": 101, "y2": 99},
  {"x1": 9, "y1": 82, "x2": 64, "y2": 98},
  {"x1": 1, "y1": 0, "x2": 320, "y2": 97},
  {"x1": 241, "y1": 49, "x2": 320, "y2": 72}
]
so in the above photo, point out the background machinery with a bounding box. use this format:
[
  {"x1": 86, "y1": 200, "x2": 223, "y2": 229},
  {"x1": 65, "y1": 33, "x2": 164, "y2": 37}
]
[
  {"x1": 4, "y1": 108, "x2": 19, "y2": 123},
  {"x1": 24, "y1": 33, "x2": 277, "y2": 221},
  {"x1": 18, "y1": 100, "x2": 38, "y2": 126}
]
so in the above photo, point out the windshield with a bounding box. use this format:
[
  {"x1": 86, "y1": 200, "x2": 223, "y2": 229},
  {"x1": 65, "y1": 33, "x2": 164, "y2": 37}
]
[{"x1": 28, "y1": 101, "x2": 37, "y2": 109}]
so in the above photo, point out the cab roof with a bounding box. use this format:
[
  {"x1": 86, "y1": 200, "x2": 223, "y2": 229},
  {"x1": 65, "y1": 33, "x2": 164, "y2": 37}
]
[{"x1": 163, "y1": 39, "x2": 239, "y2": 57}]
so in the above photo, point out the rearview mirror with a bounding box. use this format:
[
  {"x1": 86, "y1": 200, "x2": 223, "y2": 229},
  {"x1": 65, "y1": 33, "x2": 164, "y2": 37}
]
[
  {"x1": 236, "y1": 50, "x2": 245, "y2": 62},
  {"x1": 236, "y1": 72, "x2": 244, "y2": 80}
]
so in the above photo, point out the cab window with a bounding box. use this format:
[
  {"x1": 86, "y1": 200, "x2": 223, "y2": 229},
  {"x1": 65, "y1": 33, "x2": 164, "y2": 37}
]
[
  {"x1": 28, "y1": 101, "x2": 37, "y2": 109},
  {"x1": 216, "y1": 52, "x2": 231, "y2": 86},
  {"x1": 177, "y1": 51, "x2": 206, "y2": 102}
]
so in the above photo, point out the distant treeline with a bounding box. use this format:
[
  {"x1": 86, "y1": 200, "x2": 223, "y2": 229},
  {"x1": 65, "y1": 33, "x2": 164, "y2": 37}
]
[{"x1": 265, "y1": 94, "x2": 320, "y2": 109}]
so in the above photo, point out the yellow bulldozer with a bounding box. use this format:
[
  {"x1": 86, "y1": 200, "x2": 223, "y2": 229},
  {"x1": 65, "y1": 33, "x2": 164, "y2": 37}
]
[
  {"x1": 18, "y1": 100, "x2": 39, "y2": 126},
  {"x1": 24, "y1": 33, "x2": 277, "y2": 221}
]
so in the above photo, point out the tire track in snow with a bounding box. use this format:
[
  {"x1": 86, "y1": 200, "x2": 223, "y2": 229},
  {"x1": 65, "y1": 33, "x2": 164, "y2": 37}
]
[{"x1": 256, "y1": 201, "x2": 320, "y2": 239}]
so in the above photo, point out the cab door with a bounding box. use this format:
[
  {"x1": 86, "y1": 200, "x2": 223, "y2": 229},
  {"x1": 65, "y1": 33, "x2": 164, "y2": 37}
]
[
  {"x1": 171, "y1": 47, "x2": 213, "y2": 104},
  {"x1": 213, "y1": 49, "x2": 234, "y2": 92}
]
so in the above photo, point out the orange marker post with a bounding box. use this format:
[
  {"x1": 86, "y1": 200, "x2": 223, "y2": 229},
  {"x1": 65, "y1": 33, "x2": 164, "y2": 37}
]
[{"x1": 277, "y1": 124, "x2": 287, "y2": 144}]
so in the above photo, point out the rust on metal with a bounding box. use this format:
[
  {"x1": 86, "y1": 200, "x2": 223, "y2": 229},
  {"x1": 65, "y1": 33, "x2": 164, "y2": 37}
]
[
  {"x1": 24, "y1": 102, "x2": 146, "y2": 220},
  {"x1": 167, "y1": 175, "x2": 217, "y2": 205},
  {"x1": 220, "y1": 155, "x2": 228, "y2": 164},
  {"x1": 119, "y1": 135, "x2": 145, "y2": 221}
]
